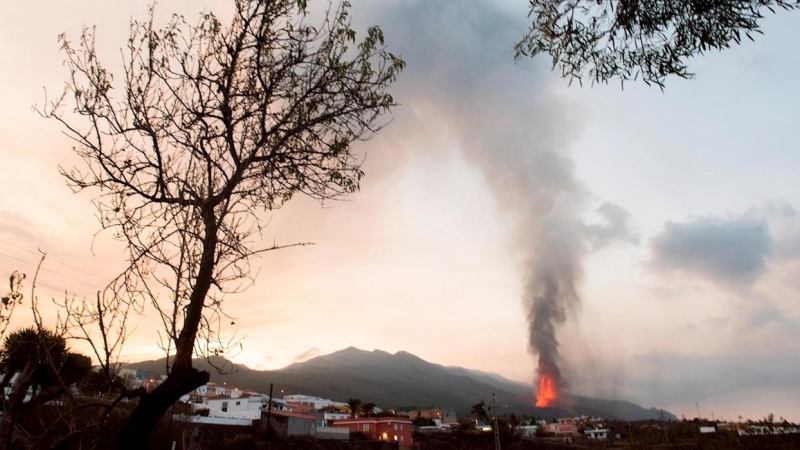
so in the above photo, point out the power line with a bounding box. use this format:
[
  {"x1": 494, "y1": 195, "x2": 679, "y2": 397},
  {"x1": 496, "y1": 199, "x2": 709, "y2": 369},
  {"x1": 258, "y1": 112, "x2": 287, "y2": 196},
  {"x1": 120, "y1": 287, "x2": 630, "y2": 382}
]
[
  {"x1": 0, "y1": 238, "x2": 111, "y2": 282},
  {"x1": 0, "y1": 250, "x2": 105, "y2": 290},
  {"x1": 0, "y1": 267, "x2": 94, "y2": 299}
]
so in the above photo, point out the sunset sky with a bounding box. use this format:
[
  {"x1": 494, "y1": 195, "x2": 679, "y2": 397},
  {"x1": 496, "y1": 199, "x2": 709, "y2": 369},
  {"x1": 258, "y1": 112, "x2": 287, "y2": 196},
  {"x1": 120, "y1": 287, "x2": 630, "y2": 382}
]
[{"x1": 1, "y1": 0, "x2": 799, "y2": 422}]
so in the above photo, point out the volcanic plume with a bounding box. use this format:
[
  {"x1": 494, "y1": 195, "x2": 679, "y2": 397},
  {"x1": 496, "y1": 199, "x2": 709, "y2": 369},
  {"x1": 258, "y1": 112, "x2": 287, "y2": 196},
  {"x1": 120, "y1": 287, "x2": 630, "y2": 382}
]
[
  {"x1": 352, "y1": 0, "x2": 635, "y2": 409},
  {"x1": 525, "y1": 218, "x2": 582, "y2": 408}
]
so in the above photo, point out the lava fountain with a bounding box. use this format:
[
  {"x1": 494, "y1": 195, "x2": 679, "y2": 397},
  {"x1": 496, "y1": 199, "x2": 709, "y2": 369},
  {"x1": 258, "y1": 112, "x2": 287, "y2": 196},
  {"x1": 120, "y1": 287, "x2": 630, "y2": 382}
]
[{"x1": 534, "y1": 371, "x2": 559, "y2": 407}]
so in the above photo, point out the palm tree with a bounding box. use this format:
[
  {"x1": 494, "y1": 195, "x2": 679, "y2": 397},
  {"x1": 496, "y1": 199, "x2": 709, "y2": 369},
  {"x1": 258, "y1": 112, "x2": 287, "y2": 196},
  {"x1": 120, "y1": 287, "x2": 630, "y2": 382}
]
[
  {"x1": 361, "y1": 402, "x2": 377, "y2": 417},
  {"x1": 471, "y1": 400, "x2": 489, "y2": 424},
  {"x1": 347, "y1": 398, "x2": 362, "y2": 418},
  {"x1": 0, "y1": 327, "x2": 91, "y2": 447}
]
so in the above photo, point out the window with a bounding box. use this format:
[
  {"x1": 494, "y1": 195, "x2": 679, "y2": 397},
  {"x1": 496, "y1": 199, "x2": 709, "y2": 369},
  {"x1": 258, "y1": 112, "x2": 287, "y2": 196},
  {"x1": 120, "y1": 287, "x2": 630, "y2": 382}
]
[
  {"x1": 393, "y1": 424, "x2": 398, "y2": 430},
  {"x1": 235, "y1": 401, "x2": 241, "y2": 406},
  {"x1": 222, "y1": 402, "x2": 228, "y2": 412},
  {"x1": 363, "y1": 424, "x2": 370, "y2": 431},
  {"x1": 400, "y1": 424, "x2": 404, "y2": 430}
]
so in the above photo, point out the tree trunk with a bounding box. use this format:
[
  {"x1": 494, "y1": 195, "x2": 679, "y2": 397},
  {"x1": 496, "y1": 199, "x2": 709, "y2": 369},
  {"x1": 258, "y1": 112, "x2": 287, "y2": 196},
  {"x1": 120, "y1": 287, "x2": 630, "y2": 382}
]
[
  {"x1": 114, "y1": 366, "x2": 209, "y2": 450},
  {"x1": 114, "y1": 208, "x2": 218, "y2": 449}
]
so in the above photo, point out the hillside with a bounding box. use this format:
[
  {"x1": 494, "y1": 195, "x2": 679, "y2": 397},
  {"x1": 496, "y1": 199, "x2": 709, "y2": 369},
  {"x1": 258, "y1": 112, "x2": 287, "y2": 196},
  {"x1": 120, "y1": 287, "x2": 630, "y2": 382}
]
[{"x1": 129, "y1": 347, "x2": 675, "y2": 420}]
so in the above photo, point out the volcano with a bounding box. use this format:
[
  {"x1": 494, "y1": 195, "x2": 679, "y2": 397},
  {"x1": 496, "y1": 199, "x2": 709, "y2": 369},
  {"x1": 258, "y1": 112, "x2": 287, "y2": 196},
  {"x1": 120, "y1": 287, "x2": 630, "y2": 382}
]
[{"x1": 128, "y1": 347, "x2": 676, "y2": 420}]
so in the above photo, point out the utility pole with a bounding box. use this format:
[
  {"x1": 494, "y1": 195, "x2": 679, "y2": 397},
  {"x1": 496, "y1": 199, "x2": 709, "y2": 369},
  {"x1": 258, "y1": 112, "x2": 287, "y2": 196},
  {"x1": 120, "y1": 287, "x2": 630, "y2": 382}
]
[
  {"x1": 266, "y1": 383, "x2": 274, "y2": 442},
  {"x1": 659, "y1": 409, "x2": 670, "y2": 445},
  {"x1": 696, "y1": 402, "x2": 701, "y2": 420},
  {"x1": 492, "y1": 393, "x2": 501, "y2": 450}
]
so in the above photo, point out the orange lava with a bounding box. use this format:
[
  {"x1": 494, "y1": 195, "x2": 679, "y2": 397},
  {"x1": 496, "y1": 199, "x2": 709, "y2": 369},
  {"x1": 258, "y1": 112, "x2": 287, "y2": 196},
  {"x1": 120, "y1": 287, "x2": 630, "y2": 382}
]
[{"x1": 535, "y1": 373, "x2": 558, "y2": 407}]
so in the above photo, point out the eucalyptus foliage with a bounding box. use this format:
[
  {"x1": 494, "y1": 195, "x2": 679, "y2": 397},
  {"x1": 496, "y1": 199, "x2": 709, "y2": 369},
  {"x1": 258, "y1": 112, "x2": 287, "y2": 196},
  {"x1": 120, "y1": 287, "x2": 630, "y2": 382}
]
[{"x1": 516, "y1": 0, "x2": 799, "y2": 87}]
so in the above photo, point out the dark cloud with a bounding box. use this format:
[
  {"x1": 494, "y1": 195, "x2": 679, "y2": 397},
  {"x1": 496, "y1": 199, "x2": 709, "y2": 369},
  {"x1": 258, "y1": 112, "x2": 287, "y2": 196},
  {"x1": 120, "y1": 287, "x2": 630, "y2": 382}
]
[
  {"x1": 628, "y1": 350, "x2": 800, "y2": 411},
  {"x1": 650, "y1": 216, "x2": 773, "y2": 287}
]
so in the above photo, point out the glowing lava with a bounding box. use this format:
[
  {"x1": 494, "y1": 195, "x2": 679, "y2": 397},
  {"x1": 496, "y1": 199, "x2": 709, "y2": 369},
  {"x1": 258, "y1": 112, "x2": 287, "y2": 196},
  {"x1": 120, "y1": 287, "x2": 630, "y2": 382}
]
[{"x1": 535, "y1": 373, "x2": 558, "y2": 407}]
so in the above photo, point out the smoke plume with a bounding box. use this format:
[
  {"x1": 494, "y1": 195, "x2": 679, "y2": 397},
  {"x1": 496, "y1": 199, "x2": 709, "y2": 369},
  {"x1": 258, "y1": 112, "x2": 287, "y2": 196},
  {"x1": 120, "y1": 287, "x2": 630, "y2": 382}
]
[{"x1": 354, "y1": 0, "x2": 634, "y2": 397}]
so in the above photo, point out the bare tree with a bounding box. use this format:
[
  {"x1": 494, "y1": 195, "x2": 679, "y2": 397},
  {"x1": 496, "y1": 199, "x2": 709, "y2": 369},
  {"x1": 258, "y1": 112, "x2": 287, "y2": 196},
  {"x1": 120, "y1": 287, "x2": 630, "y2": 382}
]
[
  {"x1": 515, "y1": 0, "x2": 799, "y2": 87},
  {"x1": 40, "y1": 0, "x2": 404, "y2": 447}
]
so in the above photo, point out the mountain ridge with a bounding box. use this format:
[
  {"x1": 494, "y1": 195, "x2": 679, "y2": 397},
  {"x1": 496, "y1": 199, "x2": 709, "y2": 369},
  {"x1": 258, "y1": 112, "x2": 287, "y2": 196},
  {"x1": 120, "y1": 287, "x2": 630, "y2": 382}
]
[{"x1": 127, "y1": 347, "x2": 676, "y2": 420}]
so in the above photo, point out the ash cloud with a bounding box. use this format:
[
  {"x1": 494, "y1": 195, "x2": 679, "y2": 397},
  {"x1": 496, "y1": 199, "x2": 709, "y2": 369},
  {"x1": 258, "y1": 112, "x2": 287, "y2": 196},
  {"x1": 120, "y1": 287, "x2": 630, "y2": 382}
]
[
  {"x1": 650, "y1": 216, "x2": 773, "y2": 287},
  {"x1": 353, "y1": 0, "x2": 633, "y2": 393},
  {"x1": 291, "y1": 348, "x2": 321, "y2": 364}
]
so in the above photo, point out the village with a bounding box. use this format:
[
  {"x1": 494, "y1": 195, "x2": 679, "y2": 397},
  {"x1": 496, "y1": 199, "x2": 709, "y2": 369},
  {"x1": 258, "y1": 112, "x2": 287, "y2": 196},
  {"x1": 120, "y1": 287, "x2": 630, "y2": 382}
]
[{"x1": 116, "y1": 369, "x2": 800, "y2": 449}]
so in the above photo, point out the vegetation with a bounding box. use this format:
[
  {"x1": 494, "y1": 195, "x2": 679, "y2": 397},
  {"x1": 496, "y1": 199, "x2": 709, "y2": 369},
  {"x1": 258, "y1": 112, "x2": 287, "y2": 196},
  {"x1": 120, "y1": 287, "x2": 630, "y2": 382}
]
[
  {"x1": 347, "y1": 398, "x2": 363, "y2": 418},
  {"x1": 39, "y1": 0, "x2": 403, "y2": 447},
  {"x1": 0, "y1": 327, "x2": 91, "y2": 447},
  {"x1": 470, "y1": 400, "x2": 489, "y2": 424},
  {"x1": 516, "y1": 0, "x2": 800, "y2": 87}
]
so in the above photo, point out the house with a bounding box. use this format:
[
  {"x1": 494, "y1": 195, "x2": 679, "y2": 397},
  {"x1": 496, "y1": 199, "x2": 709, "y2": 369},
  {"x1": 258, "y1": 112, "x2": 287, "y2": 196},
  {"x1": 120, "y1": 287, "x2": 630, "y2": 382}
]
[
  {"x1": 283, "y1": 394, "x2": 347, "y2": 411},
  {"x1": 397, "y1": 407, "x2": 444, "y2": 421},
  {"x1": 557, "y1": 418, "x2": 577, "y2": 434},
  {"x1": 418, "y1": 420, "x2": 451, "y2": 433},
  {"x1": 184, "y1": 382, "x2": 288, "y2": 412},
  {"x1": 195, "y1": 382, "x2": 233, "y2": 397},
  {"x1": 195, "y1": 393, "x2": 263, "y2": 420},
  {"x1": 584, "y1": 428, "x2": 609, "y2": 440},
  {"x1": 270, "y1": 411, "x2": 320, "y2": 436},
  {"x1": 516, "y1": 425, "x2": 539, "y2": 437},
  {"x1": 331, "y1": 417, "x2": 413, "y2": 447},
  {"x1": 544, "y1": 418, "x2": 577, "y2": 435},
  {"x1": 266, "y1": 411, "x2": 350, "y2": 441},
  {"x1": 324, "y1": 412, "x2": 350, "y2": 422}
]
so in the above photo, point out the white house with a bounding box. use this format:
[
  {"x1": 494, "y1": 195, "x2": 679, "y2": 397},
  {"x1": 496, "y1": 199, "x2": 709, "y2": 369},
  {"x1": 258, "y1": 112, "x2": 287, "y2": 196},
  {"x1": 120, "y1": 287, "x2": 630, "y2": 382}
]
[
  {"x1": 584, "y1": 428, "x2": 609, "y2": 440},
  {"x1": 516, "y1": 425, "x2": 539, "y2": 438},
  {"x1": 194, "y1": 393, "x2": 264, "y2": 420}
]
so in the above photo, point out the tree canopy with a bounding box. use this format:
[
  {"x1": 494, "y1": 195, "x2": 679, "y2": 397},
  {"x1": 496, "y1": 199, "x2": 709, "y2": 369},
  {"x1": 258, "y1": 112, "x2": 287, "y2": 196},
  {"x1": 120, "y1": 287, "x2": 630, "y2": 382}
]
[{"x1": 515, "y1": 0, "x2": 799, "y2": 87}]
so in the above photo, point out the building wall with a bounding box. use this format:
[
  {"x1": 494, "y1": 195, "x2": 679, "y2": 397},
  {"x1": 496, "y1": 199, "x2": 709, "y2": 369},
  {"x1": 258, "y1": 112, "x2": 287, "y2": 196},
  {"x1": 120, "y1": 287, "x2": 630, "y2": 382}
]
[
  {"x1": 202, "y1": 398, "x2": 262, "y2": 420},
  {"x1": 315, "y1": 427, "x2": 349, "y2": 441},
  {"x1": 285, "y1": 401, "x2": 313, "y2": 413},
  {"x1": 283, "y1": 394, "x2": 346, "y2": 410},
  {"x1": 179, "y1": 415, "x2": 254, "y2": 426},
  {"x1": 398, "y1": 408, "x2": 444, "y2": 421},
  {"x1": 556, "y1": 419, "x2": 577, "y2": 435},
  {"x1": 287, "y1": 417, "x2": 318, "y2": 436},
  {"x1": 331, "y1": 418, "x2": 412, "y2": 447},
  {"x1": 324, "y1": 412, "x2": 350, "y2": 421}
]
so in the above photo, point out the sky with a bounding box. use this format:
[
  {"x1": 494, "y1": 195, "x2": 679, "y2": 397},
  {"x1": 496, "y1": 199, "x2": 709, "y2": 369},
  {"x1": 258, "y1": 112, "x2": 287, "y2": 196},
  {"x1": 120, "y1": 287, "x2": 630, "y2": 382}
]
[{"x1": 1, "y1": 0, "x2": 799, "y2": 422}]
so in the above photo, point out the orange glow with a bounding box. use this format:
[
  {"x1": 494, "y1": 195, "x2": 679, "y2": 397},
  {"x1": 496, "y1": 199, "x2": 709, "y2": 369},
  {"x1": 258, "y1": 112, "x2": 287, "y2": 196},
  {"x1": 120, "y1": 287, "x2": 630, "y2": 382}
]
[{"x1": 535, "y1": 373, "x2": 558, "y2": 407}]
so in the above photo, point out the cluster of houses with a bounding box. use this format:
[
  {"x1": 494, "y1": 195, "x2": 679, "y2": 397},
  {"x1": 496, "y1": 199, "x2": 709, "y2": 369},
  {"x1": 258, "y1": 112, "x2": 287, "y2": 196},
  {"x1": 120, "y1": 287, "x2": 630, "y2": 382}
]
[
  {"x1": 166, "y1": 381, "x2": 414, "y2": 446},
  {"x1": 111, "y1": 372, "x2": 800, "y2": 446},
  {"x1": 166, "y1": 376, "x2": 611, "y2": 447},
  {"x1": 515, "y1": 416, "x2": 611, "y2": 442}
]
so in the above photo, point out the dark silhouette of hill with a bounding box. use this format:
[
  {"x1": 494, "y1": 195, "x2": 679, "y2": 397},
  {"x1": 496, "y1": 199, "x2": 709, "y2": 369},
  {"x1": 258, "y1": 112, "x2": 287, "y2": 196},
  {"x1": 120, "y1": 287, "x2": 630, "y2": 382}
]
[{"x1": 128, "y1": 347, "x2": 675, "y2": 420}]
